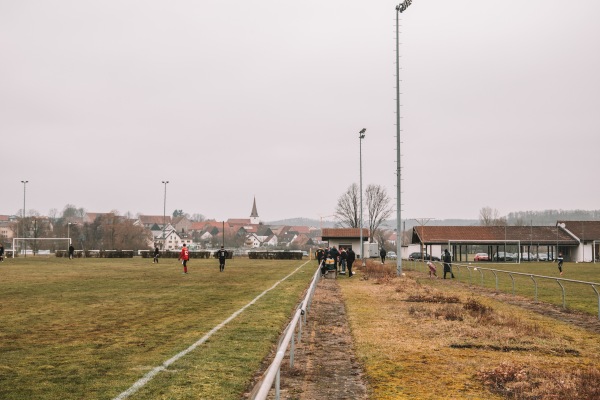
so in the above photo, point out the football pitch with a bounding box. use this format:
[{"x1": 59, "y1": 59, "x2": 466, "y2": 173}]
[{"x1": 0, "y1": 257, "x2": 315, "y2": 400}]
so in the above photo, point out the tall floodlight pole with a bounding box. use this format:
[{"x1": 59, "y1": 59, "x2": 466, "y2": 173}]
[
  {"x1": 395, "y1": 0, "x2": 412, "y2": 275},
  {"x1": 359, "y1": 128, "x2": 366, "y2": 267},
  {"x1": 162, "y1": 181, "x2": 169, "y2": 249},
  {"x1": 21, "y1": 180, "x2": 28, "y2": 257}
]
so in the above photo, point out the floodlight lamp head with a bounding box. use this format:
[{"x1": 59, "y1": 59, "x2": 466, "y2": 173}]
[{"x1": 359, "y1": 128, "x2": 366, "y2": 138}]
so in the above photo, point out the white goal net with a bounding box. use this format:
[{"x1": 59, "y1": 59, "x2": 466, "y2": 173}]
[{"x1": 11, "y1": 237, "x2": 72, "y2": 257}]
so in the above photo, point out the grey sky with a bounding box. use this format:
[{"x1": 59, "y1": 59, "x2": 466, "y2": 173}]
[{"x1": 2, "y1": 1, "x2": 599, "y2": 222}]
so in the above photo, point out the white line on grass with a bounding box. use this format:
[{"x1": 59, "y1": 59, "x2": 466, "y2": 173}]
[{"x1": 113, "y1": 260, "x2": 311, "y2": 400}]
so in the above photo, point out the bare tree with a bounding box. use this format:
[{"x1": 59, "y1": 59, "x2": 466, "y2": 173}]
[
  {"x1": 365, "y1": 184, "x2": 394, "y2": 242},
  {"x1": 191, "y1": 213, "x2": 206, "y2": 222},
  {"x1": 373, "y1": 228, "x2": 389, "y2": 250},
  {"x1": 479, "y1": 206, "x2": 507, "y2": 226},
  {"x1": 335, "y1": 183, "x2": 360, "y2": 228}
]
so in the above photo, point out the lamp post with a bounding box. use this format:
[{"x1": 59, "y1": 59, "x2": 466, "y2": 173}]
[
  {"x1": 162, "y1": 181, "x2": 169, "y2": 250},
  {"x1": 395, "y1": 0, "x2": 412, "y2": 275},
  {"x1": 21, "y1": 180, "x2": 28, "y2": 257},
  {"x1": 359, "y1": 128, "x2": 366, "y2": 267}
]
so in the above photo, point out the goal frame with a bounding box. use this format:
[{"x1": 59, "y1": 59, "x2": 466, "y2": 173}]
[{"x1": 12, "y1": 237, "x2": 72, "y2": 258}]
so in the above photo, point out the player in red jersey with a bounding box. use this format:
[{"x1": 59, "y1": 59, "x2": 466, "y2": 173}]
[{"x1": 178, "y1": 243, "x2": 190, "y2": 274}]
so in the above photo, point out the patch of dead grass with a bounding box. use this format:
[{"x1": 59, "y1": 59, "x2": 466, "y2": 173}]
[
  {"x1": 478, "y1": 361, "x2": 600, "y2": 400},
  {"x1": 340, "y1": 270, "x2": 600, "y2": 399}
]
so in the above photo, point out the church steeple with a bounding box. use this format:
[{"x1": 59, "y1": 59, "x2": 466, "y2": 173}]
[{"x1": 250, "y1": 197, "x2": 259, "y2": 224}]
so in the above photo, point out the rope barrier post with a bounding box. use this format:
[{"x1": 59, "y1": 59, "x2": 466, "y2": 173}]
[
  {"x1": 591, "y1": 285, "x2": 600, "y2": 320},
  {"x1": 556, "y1": 279, "x2": 566, "y2": 309},
  {"x1": 509, "y1": 273, "x2": 515, "y2": 296},
  {"x1": 530, "y1": 275, "x2": 538, "y2": 302}
]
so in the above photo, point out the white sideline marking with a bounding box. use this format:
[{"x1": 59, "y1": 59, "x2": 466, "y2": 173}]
[{"x1": 113, "y1": 261, "x2": 310, "y2": 400}]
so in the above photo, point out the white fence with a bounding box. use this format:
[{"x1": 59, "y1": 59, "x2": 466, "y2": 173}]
[
  {"x1": 405, "y1": 259, "x2": 600, "y2": 320},
  {"x1": 249, "y1": 263, "x2": 322, "y2": 400}
]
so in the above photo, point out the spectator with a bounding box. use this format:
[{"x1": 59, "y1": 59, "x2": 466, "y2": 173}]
[
  {"x1": 443, "y1": 249, "x2": 454, "y2": 279},
  {"x1": 347, "y1": 247, "x2": 356, "y2": 277}
]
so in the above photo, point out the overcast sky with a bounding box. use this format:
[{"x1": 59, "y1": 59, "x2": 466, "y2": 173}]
[{"x1": 2, "y1": 1, "x2": 599, "y2": 222}]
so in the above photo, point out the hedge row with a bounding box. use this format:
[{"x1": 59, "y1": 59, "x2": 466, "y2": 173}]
[
  {"x1": 248, "y1": 251, "x2": 303, "y2": 260},
  {"x1": 56, "y1": 250, "x2": 135, "y2": 258},
  {"x1": 139, "y1": 250, "x2": 233, "y2": 259}
]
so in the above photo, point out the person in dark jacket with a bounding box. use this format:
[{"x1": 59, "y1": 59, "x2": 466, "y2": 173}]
[
  {"x1": 153, "y1": 246, "x2": 160, "y2": 263},
  {"x1": 0, "y1": 243, "x2": 4, "y2": 262},
  {"x1": 216, "y1": 246, "x2": 229, "y2": 272},
  {"x1": 316, "y1": 248, "x2": 325, "y2": 266},
  {"x1": 380, "y1": 248, "x2": 387, "y2": 264},
  {"x1": 443, "y1": 249, "x2": 454, "y2": 279},
  {"x1": 68, "y1": 244, "x2": 75, "y2": 260},
  {"x1": 339, "y1": 247, "x2": 348, "y2": 274},
  {"x1": 329, "y1": 246, "x2": 340, "y2": 271},
  {"x1": 347, "y1": 247, "x2": 356, "y2": 277}
]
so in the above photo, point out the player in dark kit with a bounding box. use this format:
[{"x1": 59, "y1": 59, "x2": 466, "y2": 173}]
[
  {"x1": 216, "y1": 246, "x2": 228, "y2": 272},
  {"x1": 153, "y1": 246, "x2": 160, "y2": 263}
]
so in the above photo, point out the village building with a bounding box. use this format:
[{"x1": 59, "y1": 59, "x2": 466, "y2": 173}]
[{"x1": 409, "y1": 222, "x2": 600, "y2": 263}]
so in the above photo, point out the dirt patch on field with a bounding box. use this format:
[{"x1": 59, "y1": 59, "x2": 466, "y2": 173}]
[{"x1": 246, "y1": 277, "x2": 368, "y2": 400}]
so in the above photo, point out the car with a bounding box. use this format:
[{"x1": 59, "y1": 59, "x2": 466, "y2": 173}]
[
  {"x1": 520, "y1": 252, "x2": 535, "y2": 261},
  {"x1": 493, "y1": 252, "x2": 515, "y2": 261},
  {"x1": 408, "y1": 252, "x2": 440, "y2": 261},
  {"x1": 474, "y1": 253, "x2": 489, "y2": 261},
  {"x1": 387, "y1": 251, "x2": 397, "y2": 259},
  {"x1": 537, "y1": 253, "x2": 552, "y2": 261}
]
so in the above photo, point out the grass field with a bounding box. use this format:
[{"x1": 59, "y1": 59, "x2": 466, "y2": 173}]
[
  {"x1": 405, "y1": 260, "x2": 600, "y2": 316},
  {"x1": 0, "y1": 257, "x2": 314, "y2": 400}
]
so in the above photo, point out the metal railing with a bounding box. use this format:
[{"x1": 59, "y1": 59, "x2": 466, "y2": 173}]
[
  {"x1": 250, "y1": 263, "x2": 322, "y2": 400},
  {"x1": 405, "y1": 259, "x2": 600, "y2": 320}
]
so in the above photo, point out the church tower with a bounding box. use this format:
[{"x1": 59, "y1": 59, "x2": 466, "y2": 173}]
[{"x1": 250, "y1": 197, "x2": 259, "y2": 225}]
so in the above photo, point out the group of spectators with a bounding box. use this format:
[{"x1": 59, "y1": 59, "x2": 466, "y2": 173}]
[{"x1": 316, "y1": 246, "x2": 356, "y2": 277}]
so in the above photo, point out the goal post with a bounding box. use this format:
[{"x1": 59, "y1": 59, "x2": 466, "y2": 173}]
[{"x1": 12, "y1": 237, "x2": 72, "y2": 258}]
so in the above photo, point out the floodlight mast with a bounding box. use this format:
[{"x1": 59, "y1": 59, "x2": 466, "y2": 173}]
[
  {"x1": 162, "y1": 181, "x2": 169, "y2": 249},
  {"x1": 359, "y1": 128, "x2": 366, "y2": 267},
  {"x1": 395, "y1": 0, "x2": 412, "y2": 276},
  {"x1": 21, "y1": 180, "x2": 28, "y2": 257}
]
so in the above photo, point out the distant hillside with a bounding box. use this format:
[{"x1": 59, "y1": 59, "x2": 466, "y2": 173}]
[
  {"x1": 267, "y1": 210, "x2": 600, "y2": 230},
  {"x1": 265, "y1": 217, "x2": 336, "y2": 228}
]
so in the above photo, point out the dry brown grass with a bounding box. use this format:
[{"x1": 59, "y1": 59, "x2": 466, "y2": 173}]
[
  {"x1": 478, "y1": 362, "x2": 600, "y2": 399},
  {"x1": 340, "y1": 269, "x2": 600, "y2": 399}
]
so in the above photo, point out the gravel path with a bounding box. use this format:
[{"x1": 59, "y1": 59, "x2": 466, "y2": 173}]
[{"x1": 248, "y1": 276, "x2": 368, "y2": 400}]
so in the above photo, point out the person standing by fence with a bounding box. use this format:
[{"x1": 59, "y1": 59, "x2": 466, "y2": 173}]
[
  {"x1": 68, "y1": 244, "x2": 75, "y2": 260},
  {"x1": 443, "y1": 249, "x2": 454, "y2": 279}
]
